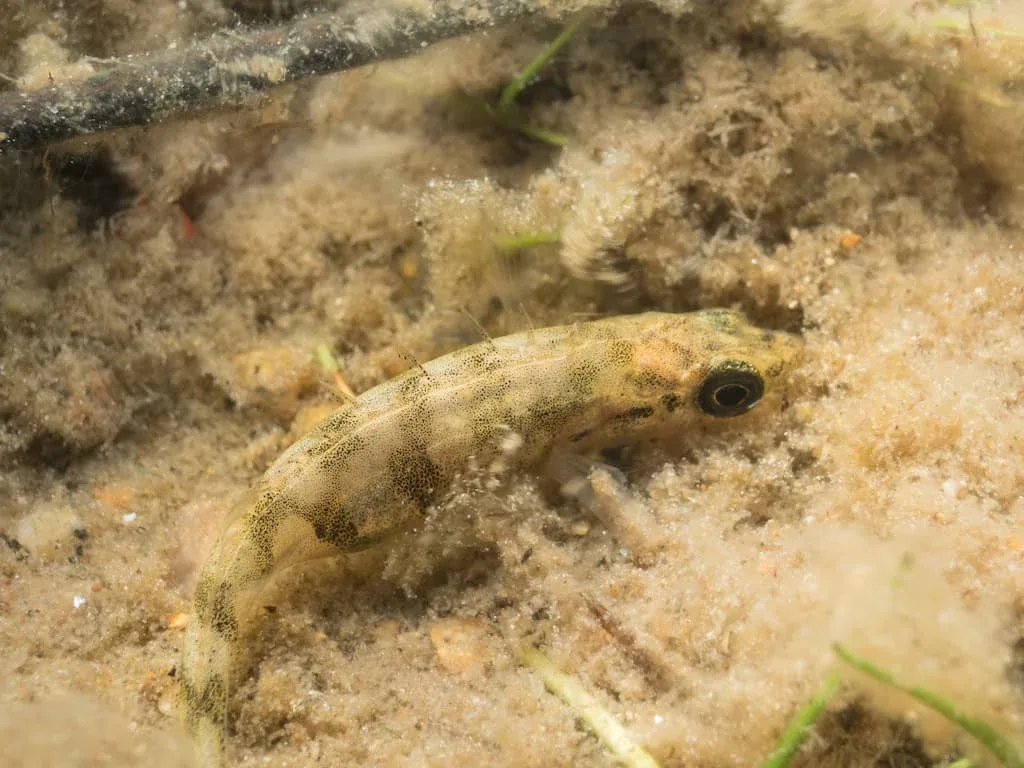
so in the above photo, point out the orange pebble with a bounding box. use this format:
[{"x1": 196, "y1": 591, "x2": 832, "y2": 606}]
[
  {"x1": 167, "y1": 612, "x2": 190, "y2": 630},
  {"x1": 839, "y1": 231, "x2": 862, "y2": 250}
]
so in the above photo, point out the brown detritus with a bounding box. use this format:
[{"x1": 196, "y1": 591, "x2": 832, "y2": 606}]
[{"x1": 585, "y1": 597, "x2": 679, "y2": 693}]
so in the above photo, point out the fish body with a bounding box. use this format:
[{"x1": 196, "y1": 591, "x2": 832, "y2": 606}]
[{"x1": 180, "y1": 309, "x2": 799, "y2": 765}]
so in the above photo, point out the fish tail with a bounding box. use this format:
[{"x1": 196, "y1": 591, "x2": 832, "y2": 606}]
[
  {"x1": 180, "y1": 586, "x2": 236, "y2": 766},
  {"x1": 179, "y1": 520, "x2": 262, "y2": 767}
]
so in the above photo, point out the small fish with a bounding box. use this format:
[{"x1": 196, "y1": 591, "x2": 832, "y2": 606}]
[{"x1": 180, "y1": 309, "x2": 800, "y2": 765}]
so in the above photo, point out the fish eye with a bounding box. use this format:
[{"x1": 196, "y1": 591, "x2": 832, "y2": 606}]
[{"x1": 697, "y1": 362, "x2": 764, "y2": 417}]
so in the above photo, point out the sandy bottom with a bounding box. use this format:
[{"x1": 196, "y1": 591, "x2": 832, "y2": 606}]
[{"x1": 1, "y1": 1, "x2": 1022, "y2": 766}]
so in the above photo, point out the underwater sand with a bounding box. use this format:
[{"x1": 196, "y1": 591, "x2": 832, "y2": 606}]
[{"x1": 0, "y1": 1, "x2": 1022, "y2": 765}]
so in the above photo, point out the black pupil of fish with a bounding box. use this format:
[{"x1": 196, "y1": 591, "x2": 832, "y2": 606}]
[{"x1": 714, "y1": 383, "x2": 750, "y2": 408}]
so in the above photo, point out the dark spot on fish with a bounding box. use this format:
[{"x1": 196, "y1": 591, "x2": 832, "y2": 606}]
[
  {"x1": 634, "y1": 369, "x2": 674, "y2": 390},
  {"x1": 398, "y1": 368, "x2": 431, "y2": 400},
  {"x1": 606, "y1": 340, "x2": 636, "y2": 367},
  {"x1": 661, "y1": 393, "x2": 681, "y2": 412},
  {"x1": 210, "y1": 582, "x2": 238, "y2": 640},
  {"x1": 182, "y1": 671, "x2": 228, "y2": 727},
  {"x1": 570, "y1": 428, "x2": 592, "y2": 443},
  {"x1": 567, "y1": 360, "x2": 601, "y2": 396},
  {"x1": 522, "y1": 396, "x2": 583, "y2": 433},
  {"x1": 466, "y1": 376, "x2": 514, "y2": 409},
  {"x1": 615, "y1": 405, "x2": 655, "y2": 421},
  {"x1": 319, "y1": 433, "x2": 364, "y2": 471},
  {"x1": 387, "y1": 448, "x2": 441, "y2": 512},
  {"x1": 193, "y1": 576, "x2": 214, "y2": 622},
  {"x1": 461, "y1": 347, "x2": 503, "y2": 374},
  {"x1": 311, "y1": 506, "x2": 360, "y2": 548},
  {"x1": 248, "y1": 493, "x2": 292, "y2": 569},
  {"x1": 321, "y1": 407, "x2": 360, "y2": 434}
]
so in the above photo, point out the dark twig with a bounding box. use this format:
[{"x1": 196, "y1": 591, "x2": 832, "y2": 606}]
[{"x1": 0, "y1": 1, "x2": 539, "y2": 153}]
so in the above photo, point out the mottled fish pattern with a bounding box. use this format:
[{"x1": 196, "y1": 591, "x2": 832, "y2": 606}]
[{"x1": 180, "y1": 310, "x2": 800, "y2": 765}]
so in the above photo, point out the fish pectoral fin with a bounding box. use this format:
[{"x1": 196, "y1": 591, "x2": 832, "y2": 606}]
[
  {"x1": 543, "y1": 448, "x2": 663, "y2": 566},
  {"x1": 546, "y1": 449, "x2": 628, "y2": 510}
]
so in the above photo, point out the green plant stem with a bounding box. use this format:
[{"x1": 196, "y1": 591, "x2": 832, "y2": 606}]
[
  {"x1": 315, "y1": 343, "x2": 339, "y2": 375},
  {"x1": 515, "y1": 121, "x2": 569, "y2": 146},
  {"x1": 498, "y1": 14, "x2": 585, "y2": 112},
  {"x1": 761, "y1": 673, "x2": 841, "y2": 768},
  {"x1": 834, "y1": 645, "x2": 1024, "y2": 768},
  {"x1": 485, "y1": 13, "x2": 584, "y2": 146}
]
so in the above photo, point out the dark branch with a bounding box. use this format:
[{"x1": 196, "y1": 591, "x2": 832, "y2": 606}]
[{"x1": 0, "y1": 1, "x2": 538, "y2": 153}]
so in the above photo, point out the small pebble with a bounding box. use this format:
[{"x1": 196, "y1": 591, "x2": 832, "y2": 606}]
[
  {"x1": 121, "y1": 512, "x2": 137, "y2": 524},
  {"x1": 839, "y1": 231, "x2": 862, "y2": 250},
  {"x1": 569, "y1": 520, "x2": 591, "y2": 536},
  {"x1": 72, "y1": 595, "x2": 86, "y2": 609},
  {"x1": 166, "y1": 613, "x2": 190, "y2": 630}
]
